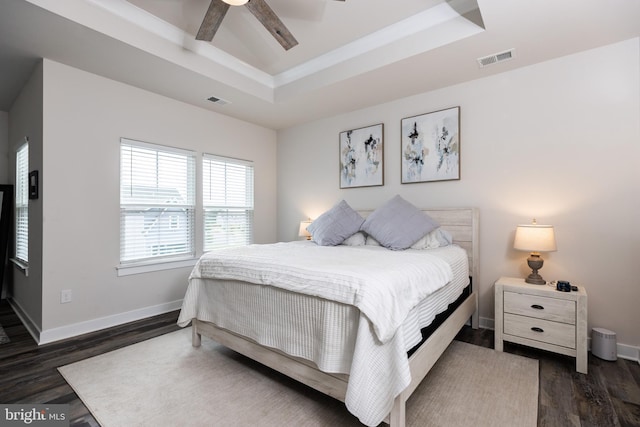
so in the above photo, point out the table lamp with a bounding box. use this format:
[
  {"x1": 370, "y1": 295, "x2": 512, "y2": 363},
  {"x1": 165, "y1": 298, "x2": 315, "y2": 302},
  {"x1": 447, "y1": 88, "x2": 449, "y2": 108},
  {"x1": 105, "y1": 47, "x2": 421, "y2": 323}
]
[
  {"x1": 298, "y1": 220, "x2": 312, "y2": 240},
  {"x1": 513, "y1": 219, "x2": 557, "y2": 285}
]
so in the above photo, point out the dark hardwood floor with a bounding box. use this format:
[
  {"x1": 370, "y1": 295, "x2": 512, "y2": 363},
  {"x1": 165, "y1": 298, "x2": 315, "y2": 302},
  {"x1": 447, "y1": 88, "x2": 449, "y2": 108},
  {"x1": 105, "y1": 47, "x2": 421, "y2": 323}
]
[
  {"x1": 0, "y1": 299, "x2": 181, "y2": 426},
  {"x1": 1, "y1": 298, "x2": 639, "y2": 426}
]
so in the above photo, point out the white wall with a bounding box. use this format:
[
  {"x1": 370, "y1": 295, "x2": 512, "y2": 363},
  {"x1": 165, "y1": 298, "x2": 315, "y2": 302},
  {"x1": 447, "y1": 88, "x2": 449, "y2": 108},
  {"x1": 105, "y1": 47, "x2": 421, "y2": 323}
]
[
  {"x1": 0, "y1": 111, "x2": 8, "y2": 184},
  {"x1": 8, "y1": 61, "x2": 44, "y2": 329},
  {"x1": 33, "y1": 59, "x2": 277, "y2": 339},
  {"x1": 277, "y1": 38, "x2": 640, "y2": 350}
]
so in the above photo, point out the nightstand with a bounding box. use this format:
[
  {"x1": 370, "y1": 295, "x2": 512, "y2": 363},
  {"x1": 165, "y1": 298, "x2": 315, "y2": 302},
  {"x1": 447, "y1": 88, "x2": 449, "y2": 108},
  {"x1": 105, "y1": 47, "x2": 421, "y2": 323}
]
[{"x1": 494, "y1": 276, "x2": 588, "y2": 374}]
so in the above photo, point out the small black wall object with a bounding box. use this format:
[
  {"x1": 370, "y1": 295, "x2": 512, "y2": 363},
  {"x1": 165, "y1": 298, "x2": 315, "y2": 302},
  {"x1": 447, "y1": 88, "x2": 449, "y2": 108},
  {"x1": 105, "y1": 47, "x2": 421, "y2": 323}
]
[{"x1": 29, "y1": 170, "x2": 38, "y2": 200}]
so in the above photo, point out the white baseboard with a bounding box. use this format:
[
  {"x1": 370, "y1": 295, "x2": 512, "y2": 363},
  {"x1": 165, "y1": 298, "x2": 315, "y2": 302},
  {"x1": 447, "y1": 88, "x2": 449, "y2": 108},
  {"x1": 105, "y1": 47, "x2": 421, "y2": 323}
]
[
  {"x1": 478, "y1": 315, "x2": 639, "y2": 364},
  {"x1": 479, "y1": 316, "x2": 494, "y2": 330},
  {"x1": 615, "y1": 342, "x2": 640, "y2": 363},
  {"x1": 7, "y1": 298, "x2": 42, "y2": 344},
  {"x1": 9, "y1": 298, "x2": 183, "y2": 345}
]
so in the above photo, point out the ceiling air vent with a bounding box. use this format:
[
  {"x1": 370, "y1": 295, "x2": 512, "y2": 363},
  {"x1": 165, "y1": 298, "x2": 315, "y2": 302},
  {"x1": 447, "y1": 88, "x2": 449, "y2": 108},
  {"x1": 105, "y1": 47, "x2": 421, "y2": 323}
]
[
  {"x1": 207, "y1": 96, "x2": 229, "y2": 106},
  {"x1": 477, "y1": 49, "x2": 515, "y2": 68}
]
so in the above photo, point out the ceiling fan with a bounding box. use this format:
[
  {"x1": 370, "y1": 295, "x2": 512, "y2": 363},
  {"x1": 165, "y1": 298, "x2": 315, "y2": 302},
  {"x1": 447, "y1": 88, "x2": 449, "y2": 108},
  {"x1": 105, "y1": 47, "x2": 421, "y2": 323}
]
[{"x1": 196, "y1": 0, "x2": 345, "y2": 51}]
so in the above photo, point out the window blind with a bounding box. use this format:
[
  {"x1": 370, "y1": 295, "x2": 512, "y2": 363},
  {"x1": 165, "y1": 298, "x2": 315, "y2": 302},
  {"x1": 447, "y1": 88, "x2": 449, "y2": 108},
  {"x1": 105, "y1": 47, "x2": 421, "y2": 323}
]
[
  {"x1": 203, "y1": 154, "x2": 254, "y2": 252},
  {"x1": 120, "y1": 139, "x2": 196, "y2": 264},
  {"x1": 15, "y1": 143, "x2": 29, "y2": 263}
]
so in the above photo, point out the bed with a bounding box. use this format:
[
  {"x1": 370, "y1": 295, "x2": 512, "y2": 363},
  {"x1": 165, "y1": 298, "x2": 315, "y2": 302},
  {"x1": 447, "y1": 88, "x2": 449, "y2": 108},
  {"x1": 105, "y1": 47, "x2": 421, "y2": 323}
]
[{"x1": 177, "y1": 206, "x2": 479, "y2": 427}]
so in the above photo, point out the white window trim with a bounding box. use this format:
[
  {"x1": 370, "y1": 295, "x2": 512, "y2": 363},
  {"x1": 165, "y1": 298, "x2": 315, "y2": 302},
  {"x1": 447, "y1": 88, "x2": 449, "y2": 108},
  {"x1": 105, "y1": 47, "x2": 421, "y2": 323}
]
[
  {"x1": 205, "y1": 153, "x2": 254, "y2": 168},
  {"x1": 116, "y1": 257, "x2": 197, "y2": 277},
  {"x1": 10, "y1": 257, "x2": 29, "y2": 276},
  {"x1": 202, "y1": 153, "x2": 255, "y2": 252},
  {"x1": 15, "y1": 141, "x2": 29, "y2": 267},
  {"x1": 115, "y1": 145, "x2": 256, "y2": 275},
  {"x1": 118, "y1": 138, "x2": 196, "y2": 268}
]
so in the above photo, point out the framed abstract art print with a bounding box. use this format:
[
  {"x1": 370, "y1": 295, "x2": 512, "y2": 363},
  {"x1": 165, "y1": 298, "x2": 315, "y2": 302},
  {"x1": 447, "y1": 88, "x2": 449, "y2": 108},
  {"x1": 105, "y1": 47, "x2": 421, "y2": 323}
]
[
  {"x1": 339, "y1": 123, "x2": 384, "y2": 189},
  {"x1": 401, "y1": 107, "x2": 460, "y2": 184}
]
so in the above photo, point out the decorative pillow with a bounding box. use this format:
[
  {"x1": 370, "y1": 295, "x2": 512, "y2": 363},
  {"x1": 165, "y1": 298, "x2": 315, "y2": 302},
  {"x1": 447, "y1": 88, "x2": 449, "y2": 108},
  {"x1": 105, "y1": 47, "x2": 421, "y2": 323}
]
[
  {"x1": 365, "y1": 235, "x2": 381, "y2": 246},
  {"x1": 410, "y1": 227, "x2": 453, "y2": 249},
  {"x1": 341, "y1": 232, "x2": 366, "y2": 246},
  {"x1": 307, "y1": 200, "x2": 364, "y2": 246},
  {"x1": 437, "y1": 228, "x2": 453, "y2": 246},
  {"x1": 360, "y1": 195, "x2": 439, "y2": 250}
]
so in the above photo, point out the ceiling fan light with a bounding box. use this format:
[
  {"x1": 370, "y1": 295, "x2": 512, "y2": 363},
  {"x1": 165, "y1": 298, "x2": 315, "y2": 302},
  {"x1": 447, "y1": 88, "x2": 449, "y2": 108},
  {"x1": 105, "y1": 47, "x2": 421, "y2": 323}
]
[{"x1": 222, "y1": 0, "x2": 248, "y2": 5}]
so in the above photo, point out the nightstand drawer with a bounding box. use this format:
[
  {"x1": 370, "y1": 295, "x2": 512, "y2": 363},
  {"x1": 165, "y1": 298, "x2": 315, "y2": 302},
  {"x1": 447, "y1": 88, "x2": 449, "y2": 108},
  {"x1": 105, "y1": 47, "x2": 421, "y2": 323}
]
[
  {"x1": 504, "y1": 291, "x2": 576, "y2": 324},
  {"x1": 504, "y1": 313, "x2": 576, "y2": 349},
  {"x1": 495, "y1": 277, "x2": 588, "y2": 374}
]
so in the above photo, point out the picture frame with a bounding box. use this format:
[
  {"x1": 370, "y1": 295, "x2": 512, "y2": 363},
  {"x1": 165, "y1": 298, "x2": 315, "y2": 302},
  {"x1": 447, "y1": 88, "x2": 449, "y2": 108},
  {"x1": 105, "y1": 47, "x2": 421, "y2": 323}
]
[
  {"x1": 401, "y1": 106, "x2": 460, "y2": 184},
  {"x1": 339, "y1": 123, "x2": 384, "y2": 189}
]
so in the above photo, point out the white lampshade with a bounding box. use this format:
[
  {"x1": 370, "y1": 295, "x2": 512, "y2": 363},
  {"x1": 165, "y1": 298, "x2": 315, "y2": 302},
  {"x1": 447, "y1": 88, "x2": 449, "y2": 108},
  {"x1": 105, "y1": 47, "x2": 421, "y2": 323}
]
[
  {"x1": 514, "y1": 222, "x2": 557, "y2": 253},
  {"x1": 299, "y1": 220, "x2": 312, "y2": 239},
  {"x1": 222, "y1": 0, "x2": 248, "y2": 5}
]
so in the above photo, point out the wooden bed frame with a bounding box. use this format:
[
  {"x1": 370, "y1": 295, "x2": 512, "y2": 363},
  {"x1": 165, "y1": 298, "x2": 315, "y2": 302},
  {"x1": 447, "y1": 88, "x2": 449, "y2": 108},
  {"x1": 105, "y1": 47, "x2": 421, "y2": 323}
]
[{"x1": 191, "y1": 207, "x2": 479, "y2": 427}]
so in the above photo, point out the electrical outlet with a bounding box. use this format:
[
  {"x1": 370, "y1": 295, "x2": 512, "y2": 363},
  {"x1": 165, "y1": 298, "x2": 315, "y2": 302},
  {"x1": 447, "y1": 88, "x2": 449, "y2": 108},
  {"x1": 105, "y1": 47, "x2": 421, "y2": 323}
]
[{"x1": 60, "y1": 289, "x2": 72, "y2": 304}]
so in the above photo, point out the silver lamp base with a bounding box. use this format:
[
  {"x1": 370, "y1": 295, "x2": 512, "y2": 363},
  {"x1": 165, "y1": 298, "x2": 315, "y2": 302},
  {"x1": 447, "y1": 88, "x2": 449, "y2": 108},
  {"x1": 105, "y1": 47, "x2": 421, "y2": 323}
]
[{"x1": 525, "y1": 253, "x2": 546, "y2": 285}]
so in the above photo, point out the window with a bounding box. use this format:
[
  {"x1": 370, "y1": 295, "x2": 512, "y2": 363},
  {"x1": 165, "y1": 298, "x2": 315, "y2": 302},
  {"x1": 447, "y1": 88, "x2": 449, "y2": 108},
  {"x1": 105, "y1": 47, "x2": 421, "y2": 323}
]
[
  {"x1": 203, "y1": 154, "x2": 254, "y2": 251},
  {"x1": 15, "y1": 142, "x2": 29, "y2": 264},
  {"x1": 120, "y1": 139, "x2": 196, "y2": 264}
]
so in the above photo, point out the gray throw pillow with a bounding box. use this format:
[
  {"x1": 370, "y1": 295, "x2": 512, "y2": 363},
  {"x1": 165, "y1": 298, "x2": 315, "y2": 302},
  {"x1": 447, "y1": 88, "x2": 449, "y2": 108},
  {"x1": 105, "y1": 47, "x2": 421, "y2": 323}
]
[
  {"x1": 361, "y1": 195, "x2": 439, "y2": 250},
  {"x1": 307, "y1": 200, "x2": 364, "y2": 246}
]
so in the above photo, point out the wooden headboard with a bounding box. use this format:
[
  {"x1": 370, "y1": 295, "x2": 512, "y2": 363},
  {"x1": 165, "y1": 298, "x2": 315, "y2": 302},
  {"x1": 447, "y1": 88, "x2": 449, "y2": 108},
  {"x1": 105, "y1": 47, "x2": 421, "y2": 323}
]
[{"x1": 358, "y1": 207, "x2": 479, "y2": 280}]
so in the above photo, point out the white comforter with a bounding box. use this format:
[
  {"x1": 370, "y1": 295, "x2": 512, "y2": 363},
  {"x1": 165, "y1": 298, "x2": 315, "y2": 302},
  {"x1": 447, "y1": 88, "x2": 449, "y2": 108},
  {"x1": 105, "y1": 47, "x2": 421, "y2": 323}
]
[
  {"x1": 190, "y1": 241, "x2": 453, "y2": 344},
  {"x1": 179, "y1": 241, "x2": 468, "y2": 426}
]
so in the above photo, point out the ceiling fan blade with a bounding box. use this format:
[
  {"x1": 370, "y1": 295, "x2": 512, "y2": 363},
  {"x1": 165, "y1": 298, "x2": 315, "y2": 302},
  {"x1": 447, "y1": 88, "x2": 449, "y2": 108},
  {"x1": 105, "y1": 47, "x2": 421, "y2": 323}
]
[
  {"x1": 196, "y1": 0, "x2": 230, "y2": 41},
  {"x1": 245, "y1": 0, "x2": 298, "y2": 51}
]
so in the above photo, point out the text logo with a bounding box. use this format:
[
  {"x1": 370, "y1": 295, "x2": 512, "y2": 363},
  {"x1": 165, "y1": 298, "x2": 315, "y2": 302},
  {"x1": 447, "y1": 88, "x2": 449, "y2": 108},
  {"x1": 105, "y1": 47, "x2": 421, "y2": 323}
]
[{"x1": 1, "y1": 405, "x2": 69, "y2": 426}]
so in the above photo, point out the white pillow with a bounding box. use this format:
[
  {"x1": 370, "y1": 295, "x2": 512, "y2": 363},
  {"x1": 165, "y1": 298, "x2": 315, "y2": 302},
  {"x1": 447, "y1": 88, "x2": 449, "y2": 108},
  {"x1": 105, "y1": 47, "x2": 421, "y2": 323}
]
[
  {"x1": 365, "y1": 235, "x2": 381, "y2": 246},
  {"x1": 360, "y1": 195, "x2": 439, "y2": 250},
  {"x1": 410, "y1": 228, "x2": 453, "y2": 249},
  {"x1": 341, "y1": 232, "x2": 366, "y2": 246}
]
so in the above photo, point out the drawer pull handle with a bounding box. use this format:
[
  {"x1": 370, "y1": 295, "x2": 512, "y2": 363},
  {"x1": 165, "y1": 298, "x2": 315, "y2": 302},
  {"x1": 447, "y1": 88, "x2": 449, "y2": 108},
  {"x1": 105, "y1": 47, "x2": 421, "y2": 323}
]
[
  {"x1": 531, "y1": 327, "x2": 544, "y2": 333},
  {"x1": 531, "y1": 304, "x2": 544, "y2": 310}
]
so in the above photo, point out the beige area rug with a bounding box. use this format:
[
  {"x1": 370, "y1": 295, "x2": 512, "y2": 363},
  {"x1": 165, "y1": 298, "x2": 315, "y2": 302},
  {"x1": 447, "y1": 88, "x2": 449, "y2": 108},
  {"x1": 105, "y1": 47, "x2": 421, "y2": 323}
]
[{"x1": 58, "y1": 328, "x2": 538, "y2": 427}]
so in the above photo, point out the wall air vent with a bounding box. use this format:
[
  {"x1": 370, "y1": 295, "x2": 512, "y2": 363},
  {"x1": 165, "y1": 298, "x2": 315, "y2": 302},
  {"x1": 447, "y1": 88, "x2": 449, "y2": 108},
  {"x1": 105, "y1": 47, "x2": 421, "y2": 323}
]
[
  {"x1": 207, "y1": 96, "x2": 229, "y2": 106},
  {"x1": 477, "y1": 48, "x2": 515, "y2": 68}
]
